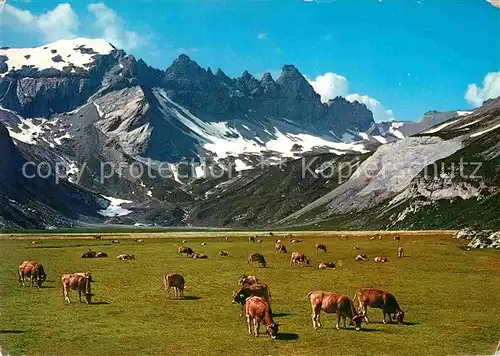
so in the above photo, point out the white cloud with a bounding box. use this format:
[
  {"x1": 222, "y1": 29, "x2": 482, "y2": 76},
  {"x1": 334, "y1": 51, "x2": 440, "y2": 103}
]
[
  {"x1": 257, "y1": 33, "x2": 268, "y2": 40},
  {"x1": 87, "y1": 2, "x2": 143, "y2": 51},
  {"x1": 2, "y1": 2, "x2": 144, "y2": 51},
  {"x1": 307, "y1": 72, "x2": 349, "y2": 103},
  {"x1": 346, "y1": 93, "x2": 396, "y2": 122},
  {"x1": 486, "y1": 0, "x2": 500, "y2": 8},
  {"x1": 307, "y1": 72, "x2": 396, "y2": 122},
  {"x1": 177, "y1": 47, "x2": 199, "y2": 54},
  {"x1": 465, "y1": 72, "x2": 500, "y2": 107},
  {"x1": 3, "y1": 3, "x2": 79, "y2": 42}
]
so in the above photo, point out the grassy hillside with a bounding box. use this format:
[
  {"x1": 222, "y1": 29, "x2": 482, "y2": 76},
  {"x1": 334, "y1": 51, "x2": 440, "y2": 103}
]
[{"x1": 0, "y1": 232, "x2": 499, "y2": 355}]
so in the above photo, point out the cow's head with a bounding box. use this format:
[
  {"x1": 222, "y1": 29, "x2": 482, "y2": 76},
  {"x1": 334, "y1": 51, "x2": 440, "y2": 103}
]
[
  {"x1": 396, "y1": 310, "x2": 405, "y2": 324},
  {"x1": 266, "y1": 323, "x2": 279, "y2": 339},
  {"x1": 232, "y1": 291, "x2": 246, "y2": 305},
  {"x1": 351, "y1": 314, "x2": 364, "y2": 331}
]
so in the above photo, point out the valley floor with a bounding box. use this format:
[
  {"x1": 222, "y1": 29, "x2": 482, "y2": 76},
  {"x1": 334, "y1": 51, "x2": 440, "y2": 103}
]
[{"x1": 0, "y1": 231, "x2": 498, "y2": 355}]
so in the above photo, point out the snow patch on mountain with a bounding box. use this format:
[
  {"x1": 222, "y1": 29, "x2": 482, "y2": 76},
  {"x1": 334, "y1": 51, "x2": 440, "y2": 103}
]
[
  {"x1": 0, "y1": 38, "x2": 114, "y2": 76},
  {"x1": 98, "y1": 196, "x2": 133, "y2": 217}
]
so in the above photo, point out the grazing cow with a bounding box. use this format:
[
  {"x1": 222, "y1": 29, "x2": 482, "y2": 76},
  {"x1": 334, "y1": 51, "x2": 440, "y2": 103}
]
[
  {"x1": 201, "y1": 242, "x2": 207, "y2": 246},
  {"x1": 177, "y1": 246, "x2": 194, "y2": 256},
  {"x1": 353, "y1": 245, "x2": 360, "y2": 250},
  {"x1": 374, "y1": 256, "x2": 388, "y2": 263},
  {"x1": 394, "y1": 236, "x2": 400, "y2": 241},
  {"x1": 274, "y1": 243, "x2": 287, "y2": 253},
  {"x1": 111, "y1": 240, "x2": 120, "y2": 244},
  {"x1": 18, "y1": 260, "x2": 46, "y2": 287},
  {"x1": 182, "y1": 240, "x2": 188, "y2": 243},
  {"x1": 245, "y1": 296, "x2": 279, "y2": 339},
  {"x1": 285, "y1": 233, "x2": 293, "y2": 239},
  {"x1": 225, "y1": 236, "x2": 229, "y2": 242},
  {"x1": 81, "y1": 250, "x2": 97, "y2": 259},
  {"x1": 190, "y1": 253, "x2": 208, "y2": 259},
  {"x1": 290, "y1": 239, "x2": 301, "y2": 243},
  {"x1": 369, "y1": 236, "x2": 376, "y2": 241},
  {"x1": 238, "y1": 275, "x2": 259, "y2": 286},
  {"x1": 32, "y1": 240, "x2": 41, "y2": 245},
  {"x1": 397, "y1": 247, "x2": 404, "y2": 258},
  {"x1": 307, "y1": 291, "x2": 364, "y2": 330},
  {"x1": 352, "y1": 288, "x2": 405, "y2": 324},
  {"x1": 249, "y1": 236, "x2": 256, "y2": 243},
  {"x1": 268, "y1": 232, "x2": 274, "y2": 236},
  {"x1": 318, "y1": 262, "x2": 336, "y2": 269},
  {"x1": 290, "y1": 252, "x2": 309, "y2": 266},
  {"x1": 315, "y1": 243, "x2": 327, "y2": 252},
  {"x1": 257, "y1": 239, "x2": 263, "y2": 243},
  {"x1": 163, "y1": 273, "x2": 185, "y2": 299},
  {"x1": 218, "y1": 250, "x2": 229, "y2": 256},
  {"x1": 94, "y1": 235, "x2": 102, "y2": 240},
  {"x1": 135, "y1": 239, "x2": 144, "y2": 243},
  {"x1": 355, "y1": 254, "x2": 368, "y2": 261},
  {"x1": 117, "y1": 254, "x2": 135, "y2": 260},
  {"x1": 247, "y1": 253, "x2": 267, "y2": 268},
  {"x1": 340, "y1": 235, "x2": 349, "y2": 241},
  {"x1": 96, "y1": 252, "x2": 108, "y2": 258},
  {"x1": 61, "y1": 272, "x2": 92, "y2": 304},
  {"x1": 233, "y1": 284, "x2": 272, "y2": 315}
]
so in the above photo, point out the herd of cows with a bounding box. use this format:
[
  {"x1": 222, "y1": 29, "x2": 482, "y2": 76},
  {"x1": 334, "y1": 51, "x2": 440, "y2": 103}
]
[{"x1": 18, "y1": 233, "x2": 406, "y2": 339}]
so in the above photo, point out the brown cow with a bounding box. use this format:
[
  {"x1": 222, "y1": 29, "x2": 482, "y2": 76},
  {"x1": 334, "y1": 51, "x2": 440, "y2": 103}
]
[
  {"x1": 218, "y1": 250, "x2": 229, "y2": 256},
  {"x1": 96, "y1": 252, "x2": 108, "y2": 258},
  {"x1": 190, "y1": 253, "x2": 208, "y2": 259},
  {"x1": 290, "y1": 252, "x2": 309, "y2": 266},
  {"x1": 233, "y1": 284, "x2": 272, "y2": 316},
  {"x1": 245, "y1": 296, "x2": 279, "y2": 339},
  {"x1": 117, "y1": 254, "x2": 135, "y2": 260},
  {"x1": 111, "y1": 240, "x2": 120, "y2": 244},
  {"x1": 308, "y1": 291, "x2": 364, "y2": 330},
  {"x1": 290, "y1": 239, "x2": 301, "y2": 243},
  {"x1": 394, "y1": 236, "x2": 400, "y2": 241},
  {"x1": 238, "y1": 275, "x2": 259, "y2": 286},
  {"x1": 249, "y1": 236, "x2": 256, "y2": 243},
  {"x1": 94, "y1": 235, "x2": 102, "y2": 240},
  {"x1": 315, "y1": 243, "x2": 327, "y2": 252},
  {"x1": 318, "y1": 262, "x2": 336, "y2": 269},
  {"x1": 274, "y1": 243, "x2": 287, "y2": 254},
  {"x1": 353, "y1": 245, "x2": 360, "y2": 250},
  {"x1": 247, "y1": 253, "x2": 267, "y2": 268},
  {"x1": 61, "y1": 272, "x2": 93, "y2": 304},
  {"x1": 355, "y1": 254, "x2": 368, "y2": 261},
  {"x1": 178, "y1": 246, "x2": 194, "y2": 256},
  {"x1": 374, "y1": 256, "x2": 388, "y2": 263},
  {"x1": 163, "y1": 273, "x2": 185, "y2": 298},
  {"x1": 81, "y1": 250, "x2": 97, "y2": 259},
  {"x1": 397, "y1": 247, "x2": 404, "y2": 258},
  {"x1": 32, "y1": 240, "x2": 41, "y2": 245},
  {"x1": 135, "y1": 239, "x2": 144, "y2": 243},
  {"x1": 18, "y1": 260, "x2": 46, "y2": 287},
  {"x1": 353, "y1": 288, "x2": 405, "y2": 324}
]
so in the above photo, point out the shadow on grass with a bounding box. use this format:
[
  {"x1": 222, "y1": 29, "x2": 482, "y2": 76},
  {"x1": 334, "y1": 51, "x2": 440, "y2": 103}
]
[
  {"x1": 90, "y1": 301, "x2": 110, "y2": 305},
  {"x1": 40, "y1": 285, "x2": 55, "y2": 289},
  {"x1": 182, "y1": 296, "x2": 201, "y2": 301},
  {"x1": 403, "y1": 321, "x2": 419, "y2": 326},
  {"x1": 276, "y1": 333, "x2": 299, "y2": 341},
  {"x1": 0, "y1": 330, "x2": 26, "y2": 334},
  {"x1": 272, "y1": 313, "x2": 293, "y2": 318}
]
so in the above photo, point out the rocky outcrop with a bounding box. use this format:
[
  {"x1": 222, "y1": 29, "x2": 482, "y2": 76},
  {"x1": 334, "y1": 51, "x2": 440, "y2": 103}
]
[{"x1": 454, "y1": 228, "x2": 500, "y2": 249}]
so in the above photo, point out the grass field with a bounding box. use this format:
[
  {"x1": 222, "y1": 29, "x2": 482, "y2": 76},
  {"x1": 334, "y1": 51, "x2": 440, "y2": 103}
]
[{"x1": 0, "y1": 231, "x2": 499, "y2": 356}]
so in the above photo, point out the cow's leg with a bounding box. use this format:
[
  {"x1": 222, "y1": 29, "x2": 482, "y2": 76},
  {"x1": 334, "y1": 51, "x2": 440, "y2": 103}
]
[
  {"x1": 362, "y1": 304, "x2": 370, "y2": 323},
  {"x1": 166, "y1": 286, "x2": 171, "y2": 299},
  {"x1": 254, "y1": 318, "x2": 260, "y2": 337},
  {"x1": 79, "y1": 289, "x2": 83, "y2": 303},
  {"x1": 343, "y1": 316, "x2": 347, "y2": 329},
  {"x1": 246, "y1": 315, "x2": 252, "y2": 335},
  {"x1": 30, "y1": 275, "x2": 34, "y2": 287},
  {"x1": 336, "y1": 310, "x2": 341, "y2": 330},
  {"x1": 383, "y1": 311, "x2": 387, "y2": 324},
  {"x1": 63, "y1": 285, "x2": 70, "y2": 304},
  {"x1": 311, "y1": 304, "x2": 321, "y2": 329}
]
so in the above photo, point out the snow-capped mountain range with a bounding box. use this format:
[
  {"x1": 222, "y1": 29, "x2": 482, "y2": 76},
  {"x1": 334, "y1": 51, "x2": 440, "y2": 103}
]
[{"x1": 0, "y1": 38, "x2": 497, "y2": 230}]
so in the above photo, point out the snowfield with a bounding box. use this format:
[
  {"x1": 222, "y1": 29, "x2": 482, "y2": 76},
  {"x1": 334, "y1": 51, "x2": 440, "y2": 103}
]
[
  {"x1": 98, "y1": 196, "x2": 133, "y2": 217},
  {"x1": 0, "y1": 38, "x2": 114, "y2": 77}
]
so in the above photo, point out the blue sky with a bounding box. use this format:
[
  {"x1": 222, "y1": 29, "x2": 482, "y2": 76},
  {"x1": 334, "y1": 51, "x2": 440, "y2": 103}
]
[{"x1": 1, "y1": 0, "x2": 499, "y2": 122}]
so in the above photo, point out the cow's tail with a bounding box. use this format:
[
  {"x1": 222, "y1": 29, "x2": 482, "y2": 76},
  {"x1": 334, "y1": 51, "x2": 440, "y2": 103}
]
[{"x1": 352, "y1": 290, "x2": 359, "y2": 304}]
